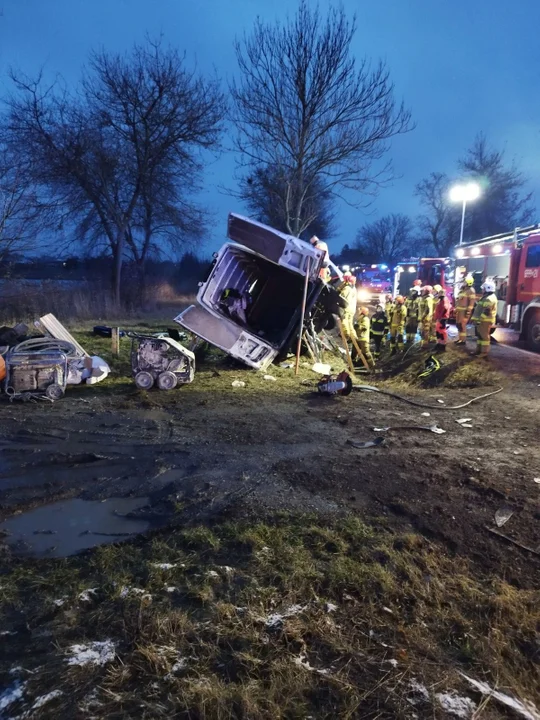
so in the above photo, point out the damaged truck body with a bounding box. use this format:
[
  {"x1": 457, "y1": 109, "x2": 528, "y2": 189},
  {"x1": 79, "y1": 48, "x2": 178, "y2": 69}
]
[{"x1": 175, "y1": 214, "x2": 339, "y2": 370}]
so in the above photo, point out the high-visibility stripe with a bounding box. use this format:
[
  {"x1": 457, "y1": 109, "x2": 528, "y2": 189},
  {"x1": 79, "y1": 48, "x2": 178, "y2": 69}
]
[{"x1": 478, "y1": 340, "x2": 490, "y2": 346}]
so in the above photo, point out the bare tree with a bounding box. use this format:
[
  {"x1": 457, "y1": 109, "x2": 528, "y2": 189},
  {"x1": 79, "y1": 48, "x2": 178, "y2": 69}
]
[
  {"x1": 231, "y1": 1, "x2": 412, "y2": 237},
  {"x1": 458, "y1": 134, "x2": 535, "y2": 240},
  {"x1": 354, "y1": 214, "x2": 416, "y2": 266},
  {"x1": 415, "y1": 172, "x2": 461, "y2": 256},
  {"x1": 5, "y1": 39, "x2": 225, "y2": 303},
  {"x1": 241, "y1": 164, "x2": 336, "y2": 239}
]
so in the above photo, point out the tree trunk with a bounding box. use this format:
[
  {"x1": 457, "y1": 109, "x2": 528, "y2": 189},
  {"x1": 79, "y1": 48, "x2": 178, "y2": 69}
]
[{"x1": 113, "y1": 231, "x2": 124, "y2": 306}]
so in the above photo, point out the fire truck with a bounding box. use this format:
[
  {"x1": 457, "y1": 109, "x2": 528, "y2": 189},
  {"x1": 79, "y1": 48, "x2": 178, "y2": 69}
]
[
  {"x1": 393, "y1": 258, "x2": 454, "y2": 298},
  {"x1": 454, "y1": 225, "x2": 540, "y2": 351}
]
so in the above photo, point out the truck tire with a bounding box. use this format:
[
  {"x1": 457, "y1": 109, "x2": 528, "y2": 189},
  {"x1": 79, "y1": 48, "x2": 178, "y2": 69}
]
[
  {"x1": 134, "y1": 371, "x2": 154, "y2": 390},
  {"x1": 526, "y1": 312, "x2": 540, "y2": 352}
]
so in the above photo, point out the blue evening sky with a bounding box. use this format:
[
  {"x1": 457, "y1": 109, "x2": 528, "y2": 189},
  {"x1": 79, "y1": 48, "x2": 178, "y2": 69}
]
[{"x1": 1, "y1": 0, "x2": 539, "y2": 254}]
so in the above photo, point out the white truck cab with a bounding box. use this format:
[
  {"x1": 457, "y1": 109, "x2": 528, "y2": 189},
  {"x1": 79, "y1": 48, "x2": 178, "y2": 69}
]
[{"x1": 175, "y1": 213, "x2": 325, "y2": 370}]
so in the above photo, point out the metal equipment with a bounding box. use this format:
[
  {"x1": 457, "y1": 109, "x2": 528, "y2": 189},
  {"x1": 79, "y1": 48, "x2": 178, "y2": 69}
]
[
  {"x1": 4, "y1": 338, "x2": 73, "y2": 401},
  {"x1": 130, "y1": 334, "x2": 195, "y2": 391}
]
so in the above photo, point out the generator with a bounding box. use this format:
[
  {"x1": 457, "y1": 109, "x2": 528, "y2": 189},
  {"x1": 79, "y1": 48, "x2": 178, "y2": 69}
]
[
  {"x1": 131, "y1": 334, "x2": 195, "y2": 391},
  {"x1": 4, "y1": 339, "x2": 71, "y2": 401}
]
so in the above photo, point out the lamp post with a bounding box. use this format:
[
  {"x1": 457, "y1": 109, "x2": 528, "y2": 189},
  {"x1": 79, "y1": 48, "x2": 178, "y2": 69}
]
[{"x1": 449, "y1": 182, "x2": 481, "y2": 245}]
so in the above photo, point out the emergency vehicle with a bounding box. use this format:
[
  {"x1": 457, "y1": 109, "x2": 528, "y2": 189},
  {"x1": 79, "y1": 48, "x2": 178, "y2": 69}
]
[
  {"x1": 454, "y1": 224, "x2": 540, "y2": 351},
  {"x1": 393, "y1": 258, "x2": 454, "y2": 298}
]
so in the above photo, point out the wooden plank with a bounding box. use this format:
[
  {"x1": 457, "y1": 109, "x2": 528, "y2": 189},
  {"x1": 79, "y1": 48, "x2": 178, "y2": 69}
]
[{"x1": 38, "y1": 313, "x2": 89, "y2": 357}]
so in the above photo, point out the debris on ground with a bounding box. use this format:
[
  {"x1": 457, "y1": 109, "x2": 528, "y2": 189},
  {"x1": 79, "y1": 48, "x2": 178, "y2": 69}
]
[
  {"x1": 312, "y1": 362, "x2": 332, "y2": 375},
  {"x1": 372, "y1": 424, "x2": 446, "y2": 434},
  {"x1": 232, "y1": 380, "x2": 246, "y2": 388},
  {"x1": 347, "y1": 437, "x2": 385, "y2": 449},
  {"x1": 494, "y1": 507, "x2": 514, "y2": 527},
  {"x1": 131, "y1": 334, "x2": 195, "y2": 391},
  {"x1": 263, "y1": 374, "x2": 277, "y2": 381},
  {"x1": 456, "y1": 418, "x2": 472, "y2": 424},
  {"x1": 460, "y1": 673, "x2": 540, "y2": 720}
]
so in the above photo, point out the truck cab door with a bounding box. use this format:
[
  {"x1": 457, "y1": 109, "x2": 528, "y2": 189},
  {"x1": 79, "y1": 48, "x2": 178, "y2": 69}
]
[{"x1": 517, "y1": 236, "x2": 540, "y2": 303}]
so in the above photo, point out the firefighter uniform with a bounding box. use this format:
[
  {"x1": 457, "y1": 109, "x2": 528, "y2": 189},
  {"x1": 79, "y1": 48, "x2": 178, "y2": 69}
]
[
  {"x1": 310, "y1": 236, "x2": 331, "y2": 282},
  {"x1": 405, "y1": 289, "x2": 420, "y2": 344},
  {"x1": 339, "y1": 282, "x2": 358, "y2": 340},
  {"x1": 434, "y1": 292, "x2": 451, "y2": 351},
  {"x1": 356, "y1": 310, "x2": 375, "y2": 368},
  {"x1": 390, "y1": 298, "x2": 407, "y2": 353},
  {"x1": 473, "y1": 286, "x2": 497, "y2": 356},
  {"x1": 455, "y1": 282, "x2": 477, "y2": 343},
  {"x1": 371, "y1": 306, "x2": 388, "y2": 358},
  {"x1": 419, "y1": 289, "x2": 434, "y2": 348}
]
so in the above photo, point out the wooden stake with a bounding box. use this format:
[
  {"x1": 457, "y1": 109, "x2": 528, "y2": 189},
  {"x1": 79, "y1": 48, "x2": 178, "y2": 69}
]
[
  {"x1": 485, "y1": 526, "x2": 540, "y2": 557},
  {"x1": 350, "y1": 336, "x2": 371, "y2": 372},
  {"x1": 295, "y1": 257, "x2": 312, "y2": 376},
  {"x1": 112, "y1": 327, "x2": 120, "y2": 355},
  {"x1": 337, "y1": 318, "x2": 356, "y2": 377}
]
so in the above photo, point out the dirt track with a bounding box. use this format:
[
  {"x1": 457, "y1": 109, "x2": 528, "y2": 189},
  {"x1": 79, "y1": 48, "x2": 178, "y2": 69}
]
[{"x1": 1, "y1": 341, "x2": 539, "y2": 587}]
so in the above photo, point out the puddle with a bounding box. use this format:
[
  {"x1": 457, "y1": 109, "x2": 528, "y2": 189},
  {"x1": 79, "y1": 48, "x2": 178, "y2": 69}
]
[{"x1": 1, "y1": 497, "x2": 150, "y2": 557}]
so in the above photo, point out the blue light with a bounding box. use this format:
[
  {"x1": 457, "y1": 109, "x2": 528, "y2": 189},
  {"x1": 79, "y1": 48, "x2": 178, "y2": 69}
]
[{"x1": 380, "y1": 264, "x2": 388, "y2": 270}]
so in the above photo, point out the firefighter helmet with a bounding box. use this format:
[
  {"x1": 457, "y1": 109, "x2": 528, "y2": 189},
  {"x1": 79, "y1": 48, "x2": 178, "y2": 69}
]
[
  {"x1": 395, "y1": 295, "x2": 405, "y2": 305},
  {"x1": 422, "y1": 285, "x2": 433, "y2": 295},
  {"x1": 465, "y1": 274, "x2": 474, "y2": 286},
  {"x1": 481, "y1": 280, "x2": 495, "y2": 293},
  {"x1": 359, "y1": 306, "x2": 369, "y2": 316},
  {"x1": 385, "y1": 293, "x2": 393, "y2": 301},
  {"x1": 433, "y1": 284, "x2": 442, "y2": 293}
]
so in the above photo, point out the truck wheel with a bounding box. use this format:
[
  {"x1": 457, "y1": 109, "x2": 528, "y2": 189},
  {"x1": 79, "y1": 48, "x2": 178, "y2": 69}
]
[
  {"x1": 134, "y1": 371, "x2": 154, "y2": 390},
  {"x1": 157, "y1": 371, "x2": 178, "y2": 391},
  {"x1": 526, "y1": 312, "x2": 540, "y2": 352}
]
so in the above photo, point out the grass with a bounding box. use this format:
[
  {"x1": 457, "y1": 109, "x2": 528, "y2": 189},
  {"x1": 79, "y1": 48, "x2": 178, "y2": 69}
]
[{"x1": 1, "y1": 514, "x2": 539, "y2": 719}]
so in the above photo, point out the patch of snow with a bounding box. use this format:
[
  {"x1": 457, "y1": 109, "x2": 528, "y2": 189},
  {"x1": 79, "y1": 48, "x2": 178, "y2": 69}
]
[
  {"x1": 32, "y1": 689, "x2": 63, "y2": 709},
  {"x1": 9, "y1": 667, "x2": 24, "y2": 676},
  {"x1": 78, "y1": 588, "x2": 98, "y2": 602},
  {"x1": 206, "y1": 570, "x2": 219, "y2": 578},
  {"x1": 218, "y1": 566, "x2": 234, "y2": 574},
  {"x1": 165, "y1": 586, "x2": 177, "y2": 593},
  {"x1": 387, "y1": 659, "x2": 398, "y2": 667},
  {"x1": 66, "y1": 640, "x2": 116, "y2": 667},
  {"x1": 435, "y1": 692, "x2": 476, "y2": 718},
  {"x1": 408, "y1": 680, "x2": 429, "y2": 701},
  {"x1": 293, "y1": 654, "x2": 330, "y2": 675},
  {"x1": 0, "y1": 630, "x2": 17, "y2": 636},
  {"x1": 460, "y1": 673, "x2": 540, "y2": 720},
  {"x1": 79, "y1": 688, "x2": 103, "y2": 713},
  {"x1": 265, "y1": 604, "x2": 305, "y2": 628},
  {"x1": 263, "y1": 374, "x2": 277, "y2": 381},
  {"x1": 0, "y1": 681, "x2": 26, "y2": 712},
  {"x1": 259, "y1": 546, "x2": 271, "y2": 554},
  {"x1": 119, "y1": 587, "x2": 150, "y2": 598},
  {"x1": 171, "y1": 658, "x2": 187, "y2": 673},
  {"x1": 53, "y1": 598, "x2": 67, "y2": 607},
  {"x1": 152, "y1": 563, "x2": 177, "y2": 570},
  {"x1": 325, "y1": 602, "x2": 338, "y2": 613}
]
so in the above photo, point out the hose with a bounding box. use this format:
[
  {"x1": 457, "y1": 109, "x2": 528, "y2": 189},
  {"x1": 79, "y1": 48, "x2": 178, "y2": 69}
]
[{"x1": 353, "y1": 384, "x2": 503, "y2": 409}]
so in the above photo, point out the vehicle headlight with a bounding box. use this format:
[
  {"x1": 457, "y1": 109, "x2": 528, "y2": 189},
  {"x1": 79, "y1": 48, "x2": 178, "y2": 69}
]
[{"x1": 357, "y1": 289, "x2": 371, "y2": 302}]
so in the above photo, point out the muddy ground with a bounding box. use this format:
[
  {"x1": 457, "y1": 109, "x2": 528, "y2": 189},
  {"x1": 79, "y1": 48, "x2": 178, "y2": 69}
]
[{"x1": 1, "y1": 335, "x2": 539, "y2": 588}]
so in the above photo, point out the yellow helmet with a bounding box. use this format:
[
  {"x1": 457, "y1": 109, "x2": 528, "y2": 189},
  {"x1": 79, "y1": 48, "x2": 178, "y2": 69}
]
[
  {"x1": 465, "y1": 275, "x2": 474, "y2": 286},
  {"x1": 433, "y1": 284, "x2": 442, "y2": 293}
]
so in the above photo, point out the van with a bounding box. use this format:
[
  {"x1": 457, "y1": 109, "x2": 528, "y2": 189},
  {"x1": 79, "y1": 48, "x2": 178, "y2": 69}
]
[{"x1": 175, "y1": 213, "x2": 328, "y2": 370}]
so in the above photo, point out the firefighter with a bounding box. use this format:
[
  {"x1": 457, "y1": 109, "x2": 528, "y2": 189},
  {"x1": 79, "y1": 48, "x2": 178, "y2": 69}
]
[
  {"x1": 405, "y1": 286, "x2": 421, "y2": 344},
  {"x1": 431, "y1": 284, "x2": 443, "y2": 342},
  {"x1": 419, "y1": 285, "x2": 434, "y2": 348},
  {"x1": 390, "y1": 295, "x2": 407, "y2": 355},
  {"x1": 310, "y1": 235, "x2": 330, "y2": 282},
  {"x1": 385, "y1": 293, "x2": 394, "y2": 342},
  {"x1": 356, "y1": 306, "x2": 375, "y2": 368},
  {"x1": 371, "y1": 304, "x2": 388, "y2": 358},
  {"x1": 434, "y1": 287, "x2": 451, "y2": 352},
  {"x1": 472, "y1": 280, "x2": 497, "y2": 356},
  {"x1": 339, "y1": 273, "x2": 358, "y2": 342},
  {"x1": 455, "y1": 274, "x2": 476, "y2": 345}
]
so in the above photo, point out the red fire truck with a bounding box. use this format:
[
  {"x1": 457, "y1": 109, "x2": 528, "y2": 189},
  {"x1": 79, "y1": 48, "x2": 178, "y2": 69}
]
[
  {"x1": 394, "y1": 258, "x2": 454, "y2": 298},
  {"x1": 454, "y1": 225, "x2": 540, "y2": 351}
]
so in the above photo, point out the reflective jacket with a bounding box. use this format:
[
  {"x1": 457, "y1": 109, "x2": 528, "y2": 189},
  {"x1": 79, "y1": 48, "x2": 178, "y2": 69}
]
[
  {"x1": 371, "y1": 311, "x2": 388, "y2": 336},
  {"x1": 456, "y1": 285, "x2": 476, "y2": 313},
  {"x1": 391, "y1": 304, "x2": 407, "y2": 327},
  {"x1": 357, "y1": 314, "x2": 370, "y2": 340},
  {"x1": 434, "y1": 295, "x2": 451, "y2": 321},
  {"x1": 385, "y1": 301, "x2": 395, "y2": 324},
  {"x1": 405, "y1": 293, "x2": 420, "y2": 320},
  {"x1": 339, "y1": 284, "x2": 357, "y2": 317},
  {"x1": 473, "y1": 293, "x2": 497, "y2": 324},
  {"x1": 419, "y1": 294, "x2": 434, "y2": 321}
]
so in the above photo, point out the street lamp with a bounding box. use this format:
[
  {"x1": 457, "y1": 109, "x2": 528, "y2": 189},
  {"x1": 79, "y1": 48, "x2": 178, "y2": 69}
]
[{"x1": 449, "y1": 182, "x2": 481, "y2": 246}]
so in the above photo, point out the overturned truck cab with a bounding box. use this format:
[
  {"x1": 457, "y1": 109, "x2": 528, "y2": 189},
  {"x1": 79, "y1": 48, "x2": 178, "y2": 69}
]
[{"x1": 175, "y1": 214, "x2": 339, "y2": 370}]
